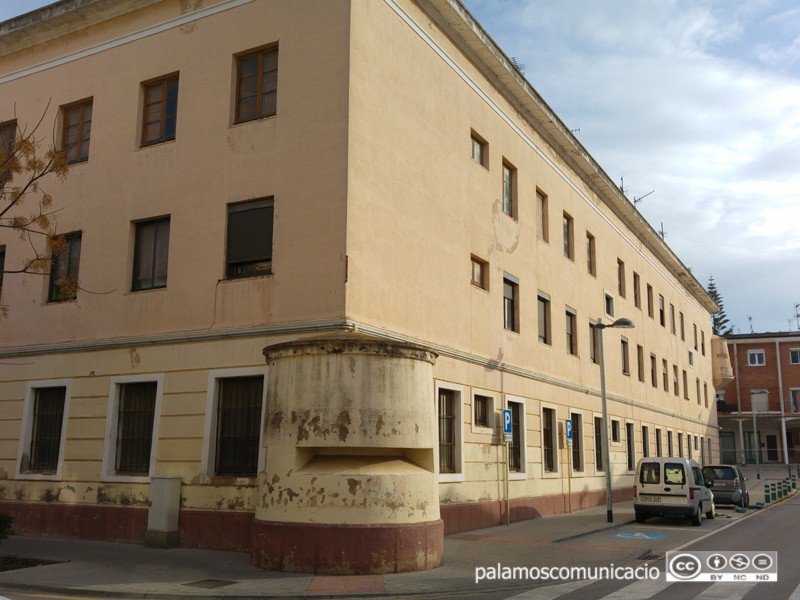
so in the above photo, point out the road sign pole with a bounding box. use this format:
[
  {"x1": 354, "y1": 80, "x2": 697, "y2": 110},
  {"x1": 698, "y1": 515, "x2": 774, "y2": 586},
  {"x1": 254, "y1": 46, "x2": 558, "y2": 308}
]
[
  {"x1": 505, "y1": 439, "x2": 510, "y2": 525},
  {"x1": 567, "y1": 439, "x2": 572, "y2": 513}
]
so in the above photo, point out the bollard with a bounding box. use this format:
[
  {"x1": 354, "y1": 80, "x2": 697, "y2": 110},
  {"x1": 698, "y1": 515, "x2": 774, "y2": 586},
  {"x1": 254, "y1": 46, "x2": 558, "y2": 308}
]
[
  {"x1": 771, "y1": 483, "x2": 777, "y2": 503},
  {"x1": 777, "y1": 482, "x2": 783, "y2": 500},
  {"x1": 763, "y1": 486, "x2": 770, "y2": 504},
  {"x1": 793, "y1": 476, "x2": 797, "y2": 490}
]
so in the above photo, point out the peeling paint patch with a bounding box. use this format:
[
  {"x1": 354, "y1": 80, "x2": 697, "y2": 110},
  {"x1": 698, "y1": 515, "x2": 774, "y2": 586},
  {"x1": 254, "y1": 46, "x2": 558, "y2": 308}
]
[
  {"x1": 375, "y1": 415, "x2": 385, "y2": 436},
  {"x1": 271, "y1": 411, "x2": 283, "y2": 430},
  {"x1": 347, "y1": 478, "x2": 361, "y2": 496},
  {"x1": 335, "y1": 410, "x2": 351, "y2": 442}
]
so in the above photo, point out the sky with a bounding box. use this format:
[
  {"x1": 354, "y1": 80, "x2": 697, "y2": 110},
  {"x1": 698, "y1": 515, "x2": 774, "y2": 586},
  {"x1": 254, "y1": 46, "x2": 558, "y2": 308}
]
[{"x1": 2, "y1": 0, "x2": 798, "y2": 334}]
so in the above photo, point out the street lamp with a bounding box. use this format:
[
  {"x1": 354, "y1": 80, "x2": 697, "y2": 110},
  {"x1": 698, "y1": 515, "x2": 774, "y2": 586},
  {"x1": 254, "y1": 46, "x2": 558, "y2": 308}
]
[
  {"x1": 592, "y1": 317, "x2": 636, "y2": 523},
  {"x1": 750, "y1": 389, "x2": 768, "y2": 480}
]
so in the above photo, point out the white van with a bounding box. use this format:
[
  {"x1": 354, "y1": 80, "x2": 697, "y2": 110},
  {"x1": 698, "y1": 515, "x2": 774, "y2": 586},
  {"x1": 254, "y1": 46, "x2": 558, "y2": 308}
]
[{"x1": 634, "y1": 457, "x2": 715, "y2": 526}]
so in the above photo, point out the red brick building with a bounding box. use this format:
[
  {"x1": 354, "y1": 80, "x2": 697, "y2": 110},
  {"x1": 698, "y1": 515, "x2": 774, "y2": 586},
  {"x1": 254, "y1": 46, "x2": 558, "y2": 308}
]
[{"x1": 718, "y1": 333, "x2": 800, "y2": 464}]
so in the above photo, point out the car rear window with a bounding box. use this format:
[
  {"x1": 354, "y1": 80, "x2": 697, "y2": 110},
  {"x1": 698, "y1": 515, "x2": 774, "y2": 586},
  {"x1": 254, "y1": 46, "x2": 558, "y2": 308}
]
[
  {"x1": 703, "y1": 467, "x2": 735, "y2": 480},
  {"x1": 664, "y1": 463, "x2": 686, "y2": 485},
  {"x1": 639, "y1": 463, "x2": 660, "y2": 484}
]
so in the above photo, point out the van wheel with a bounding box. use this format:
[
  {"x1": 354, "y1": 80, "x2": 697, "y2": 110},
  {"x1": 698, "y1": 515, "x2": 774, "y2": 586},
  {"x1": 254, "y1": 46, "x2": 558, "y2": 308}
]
[
  {"x1": 635, "y1": 512, "x2": 647, "y2": 523},
  {"x1": 706, "y1": 499, "x2": 715, "y2": 520},
  {"x1": 691, "y1": 505, "x2": 703, "y2": 526},
  {"x1": 738, "y1": 493, "x2": 748, "y2": 509}
]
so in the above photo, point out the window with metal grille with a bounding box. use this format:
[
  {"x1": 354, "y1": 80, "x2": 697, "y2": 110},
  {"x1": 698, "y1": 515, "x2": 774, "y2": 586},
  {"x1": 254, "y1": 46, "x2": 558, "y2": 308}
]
[
  {"x1": 48, "y1": 232, "x2": 81, "y2": 302},
  {"x1": 542, "y1": 407, "x2": 555, "y2": 472},
  {"x1": 642, "y1": 425, "x2": 650, "y2": 457},
  {"x1": 626, "y1": 423, "x2": 635, "y2": 470},
  {"x1": 571, "y1": 412, "x2": 582, "y2": 471},
  {"x1": 30, "y1": 387, "x2": 66, "y2": 472},
  {"x1": 236, "y1": 47, "x2": 278, "y2": 123},
  {"x1": 655, "y1": 428, "x2": 663, "y2": 457},
  {"x1": 133, "y1": 218, "x2": 170, "y2": 291},
  {"x1": 115, "y1": 382, "x2": 157, "y2": 473},
  {"x1": 142, "y1": 75, "x2": 179, "y2": 146},
  {"x1": 226, "y1": 198, "x2": 274, "y2": 279},
  {"x1": 62, "y1": 99, "x2": 92, "y2": 163},
  {"x1": 215, "y1": 376, "x2": 263, "y2": 476},
  {"x1": 509, "y1": 401, "x2": 523, "y2": 471},
  {"x1": 474, "y1": 395, "x2": 490, "y2": 428},
  {"x1": 594, "y1": 416, "x2": 603, "y2": 471},
  {"x1": 438, "y1": 389, "x2": 456, "y2": 473}
]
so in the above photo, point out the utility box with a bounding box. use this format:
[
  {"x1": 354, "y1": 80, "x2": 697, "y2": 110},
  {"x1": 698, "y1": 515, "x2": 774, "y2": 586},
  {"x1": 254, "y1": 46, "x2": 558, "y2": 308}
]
[{"x1": 145, "y1": 475, "x2": 181, "y2": 548}]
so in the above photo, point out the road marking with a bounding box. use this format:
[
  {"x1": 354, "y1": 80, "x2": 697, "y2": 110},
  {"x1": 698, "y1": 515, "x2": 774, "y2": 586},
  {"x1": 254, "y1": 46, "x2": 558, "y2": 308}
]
[
  {"x1": 595, "y1": 579, "x2": 672, "y2": 600},
  {"x1": 509, "y1": 578, "x2": 595, "y2": 599},
  {"x1": 694, "y1": 582, "x2": 756, "y2": 600},
  {"x1": 609, "y1": 532, "x2": 671, "y2": 540},
  {"x1": 788, "y1": 580, "x2": 800, "y2": 600}
]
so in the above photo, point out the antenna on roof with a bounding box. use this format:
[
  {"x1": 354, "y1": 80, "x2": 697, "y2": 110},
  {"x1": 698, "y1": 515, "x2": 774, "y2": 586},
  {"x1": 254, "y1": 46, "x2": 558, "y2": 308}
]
[
  {"x1": 633, "y1": 190, "x2": 654, "y2": 205},
  {"x1": 619, "y1": 177, "x2": 628, "y2": 194},
  {"x1": 658, "y1": 222, "x2": 667, "y2": 240},
  {"x1": 795, "y1": 303, "x2": 800, "y2": 330},
  {"x1": 571, "y1": 127, "x2": 580, "y2": 134},
  {"x1": 510, "y1": 57, "x2": 526, "y2": 74},
  {"x1": 748, "y1": 316, "x2": 754, "y2": 333}
]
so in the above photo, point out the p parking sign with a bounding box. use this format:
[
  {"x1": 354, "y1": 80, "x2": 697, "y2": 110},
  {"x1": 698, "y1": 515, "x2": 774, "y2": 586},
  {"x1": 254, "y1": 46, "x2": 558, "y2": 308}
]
[
  {"x1": 565, "y1": 419, "x2": 573, "y2": 446},
  {"x1": 503, "y1": 409, "x2": 512, "y2": 442}
]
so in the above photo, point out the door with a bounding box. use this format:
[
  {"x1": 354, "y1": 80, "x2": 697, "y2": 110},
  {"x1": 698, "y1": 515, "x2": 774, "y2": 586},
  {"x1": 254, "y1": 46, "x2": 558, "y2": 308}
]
[
  {"x1": 766, "y1": 434, "x2": 779, "y2": 462},
  {"x1": 744, "y1": 432, "x2": 762, "y2": 464}
]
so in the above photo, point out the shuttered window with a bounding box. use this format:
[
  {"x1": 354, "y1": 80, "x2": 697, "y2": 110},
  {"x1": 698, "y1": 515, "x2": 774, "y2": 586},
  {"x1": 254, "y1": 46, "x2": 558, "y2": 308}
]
[
  {"x1": 30, "y1": 387, "x2": 66, "y2": 472},
  {"x1": 438, "y1": 389, "x2": 456, "y2": 473},
  {"x1": 115, "y1": 382, "x2": 157, "y2": 473},
  {"x1": 215, "y1": 376, "x2": 263, "y2": 476},
  {"x1": 226, "y1": 198, "x2": 273, "y2": 278}
]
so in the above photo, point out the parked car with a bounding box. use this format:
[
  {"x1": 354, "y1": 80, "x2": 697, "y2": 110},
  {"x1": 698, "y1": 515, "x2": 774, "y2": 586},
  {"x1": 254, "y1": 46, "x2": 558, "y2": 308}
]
[
  {"x1": 634, "y1": 457, "x2": 715, "y2": 525},
  {"x1": 702, "y1": 464, "x2": 749, "y2": 508}
]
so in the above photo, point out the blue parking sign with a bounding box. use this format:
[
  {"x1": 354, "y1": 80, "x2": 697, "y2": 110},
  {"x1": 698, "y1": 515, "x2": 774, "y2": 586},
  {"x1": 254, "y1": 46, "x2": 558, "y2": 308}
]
[
  {"x1": 503, "y1": 409, "x2": 512, "y2": 434},
  {"x1": 566, "y1": 419, "x2": 572, "y2": 440}
]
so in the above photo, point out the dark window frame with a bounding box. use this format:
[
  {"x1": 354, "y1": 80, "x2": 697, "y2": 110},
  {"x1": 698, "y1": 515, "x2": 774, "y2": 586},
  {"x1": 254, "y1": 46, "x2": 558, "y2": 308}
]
[
  {"x1": 141, "y1": 75, "x2": 179, "y2": 147},
  {"x1": 48, "y1": 232, "x2": 82, "y2": 303},
  {"x1": 132, "y1": 217, "x2": 170, "y2": 291},
  {"x1": 115, "y1": 382, "x2": 157, "y2": 474},
  {"x1": 439, "y1": 389, "x2": 456, "y2": 474},
  {"x1": 226, "y1": 197, "x2": 274, "y2": 279},
  {"x1": 235, "y1": 46, "x2": 278, "y2": 124},
  {"x1": 61, "y1": 98, "x2": 92, "y2": 164},
  {"x1": 215, "y1": 376, "x2": 264, "y2": 476},
  {"x1": 29, "y1": 386, "x2": 66, "y2": 473}
]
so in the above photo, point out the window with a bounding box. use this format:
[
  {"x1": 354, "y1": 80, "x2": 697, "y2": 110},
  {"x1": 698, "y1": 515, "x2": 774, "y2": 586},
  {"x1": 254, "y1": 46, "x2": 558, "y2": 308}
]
[
  {"x1": 504, "y1": 276, "x2": 519, "y2": 333},
  {"x1": 669, "y1": 304, "x2": 676, "y2": 334},
  {"x1": 201, "y1": 367, "x2": 268, "y2": 480},
  {"x1": 693, "y1": 324, "x2": 698, "y2": 350},
  {"x1": 650, "y1": 353, "x2": 657, "y2": 387},
  {"x1": 790, "y1": 389, "x2": 800, "y2": 413},
  {"x1": 655, "y1": 428, "x2": 662, "y2": 457},
  {"x1": 621, "y1": 337, "x2": 630, "y2": 375},
  {"x1": 439, "y1": 389, "x2": 456, "y2": 474},
  {"x1": 707, "y1": 438, "x2": 712, "y2": 464},
  {"x1": 215, "y1": 376, "x2": 264, "y2": 476},
  {"x1": 687, "y1": 435, "x2": 692, "y2": 460},
  {"x1": 17, "y1": 381, "x2": 70, "y2": 480},
  {"x1": 646, "y1": 284, "x2": 654, "y2": 318},
  {"x1": 673, "y1": 365, "x2": 679, "y2": 396},
  {"x1": 542, "y1": 406, "x2": 555, "y2": 473},
  {"x1": 667, "y1": 431, "x2": 673, "y2": 457},
  {"x1": 642, "y1": 425, "x2": 650, "y2": 458},
  {"x1": 61, "y1": 99, "x2": 92, "y2": 163},
  {"x1": 0, "y1": 245, "x2": 5, "y2": 302},
  {"x1": 235, "y1": 46, "x2": 278, "y2": 123},
  {"x1": 0, "y1": 120, "x2": 15, "y2": 184},
  {"x1": 683, "y1": 370, "x2": 689, "y2": 400},
  {"x1": 538, "y1": 291, "x2": 550, "y2": 344},
  {"x1": 748, "y1": 350, "x2": 766, "y2": 366},
  {"x1": 508, "y1": 399, "x2": 526, "y2": 475},
  {"x1": 586, "y1": 233, "x2": 596, "y2": 276},
  {"x1": 626, "y1": 423, "x2": 635, "y2": 471},
  {"x1": 604, "y1": 292, "x2": 615, "y2": 318},
  {"x1": 566, "y1": 308, "x2": 577, "y2": 355},
  {"x1": 594, "y1": 417, "x2": 604, "y2": 471},
  {"x1": 502, "y1": 161, "x2": 516, "y2": 217},
  {"x1": 688, "y1": 350, "x2": 694, "y2": 367},
  {"x1": 474, "y1": 394, "x2": 490, "y2": 428},
  {"x1": 678, "y1": 432, "x2": 684, "y2": 457},
  {"x1": 704, "y1": 382, "x2": 708, "y2": 408},
  {"x1": 563, "y1": 212, "x2": 574, "y2": 260},
  {"x1": 141, "y1": 75, "x2": 179, "y2": 146},
  {"x1": 589, "y1": 320, "x2": 599, "y2": 364},
  {"x1": 696, "y1": 378, "x2": 701, "y2": 405},
  {"x1": 132, "y1": 217, "x2": 170, "y2": 291},
  {"x1": 571, "y1": 412, "x2": 583, "y2": 471},
  {"x1": 28, "y1": 387, "x2": 66, "y2": 472},
  {"x1": 611, "y1": 419, "x2": 620, "y2": 443},
  {"x1": 637, "y1": 345, "x2": 644, "y2": 382},
  {"x1": 791, "y1": 349, "x2": 800, "y2": 365},
  {"x1": 537, "y1": 191, "x2": 549, "y2": 242},
  {"x1": 701, "y1": 331, "x2": 706, "y2": 356},
  {"x1": 471, "y1": 255, "x2": 487, "y2": 290},
  {"x1": 226, "y1": 198, "x2": 274, "y2": 278},
  {"x1": 680, "y1": 312, "x2": 685, "y2": 340},
  {"x1": 658, "y1": 294, "x2": 665, "y2": 327},
  {"x1": 662, "y1": 359, "x2": 668, "y2": 391},
  {"x1": 633, "y1": 272, "x2": 641, "y2": 308},
  {"x1": 617, "y1": 259, "x2": 626, "y2": 297},
  {"x1": 47, "y1": 232, "x2": 81, "y2": 302}
]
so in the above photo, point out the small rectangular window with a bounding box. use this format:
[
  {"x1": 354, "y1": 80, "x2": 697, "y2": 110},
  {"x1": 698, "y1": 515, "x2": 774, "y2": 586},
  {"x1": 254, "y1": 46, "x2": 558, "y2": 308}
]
[
  {"x1": 115, "y1": 382, "x2": 157, "y2": 473},
  {"x1": 542, "y1": 407, "x2": 555, "y2": 472},
  {"x1": 29, "y1": 387, "x2": 66, "y2": 472},
  {"x1": 587, "y1": 233, "x2": 596, "y2": 276},
  {"x1": 650, "y1": 353, "x2": 657, "y2": 387},
  {"x1": 704, "y1": 382, "x2": 708, "y2": 408},
  {"x1": 647, "y1": 284, "x2": 654, "y2": 318},
  {"x1": 142, "y1": 75, "x2": 179, "y2": 146},
  {"x1": 62, "y1": 99, "x2": 92, "y2": 163},
  {"x1": 594, "y1": 416, "x2": 604, "y2": 470},
  {"x1": 605, "y1": 293, "x2": 615, "y2": 318},
  {"x1": 236, "y1": 47, "x2": 278, "y2": 123},
  {"x1": 471, "y1": 255, "x2": 487, "y2": 289},
  {"x1": 626, "y1": 422, "x2": 635, "y2": 471},
  {"x1": 689, "y1": 350, "x2": 694, "y2": 367},
  {"x1": 538, "y1": 292, "x2": 550, "y2": 344},
  {"x1": 790, "y1": 349, "x2": 800, "y2": 365},
  {"x1": 216, "y1": 376, "x2": 264, "y2": 476},
  {"x1": 621, "y1": 338, "x2": 630, "y2": 375},
  {"x1": 502, "y1": 161, "x2": 516, "y2": 217},
  {"x1": 611, "y1": 419, "x2": 620, "y2": 443},
  {"x1": 509, "y1": 401, "x2": 523, "y2": 472},
  {"x1": 693, "y1": 324, "x2": 698, "y2": 350},
  {"x1": 673, "y1": 365, "x2": 679, "y2": 396},
  {"x1": 132, "y1": 218, "x2": 170, "y2": 291},
  {"x1": 748, "y1": 349, "x2": 765, "y2": 366},
  {"x1": 589, "y1": 321, "x2": 600, "y2": 364},
  {"x1": 696, "y1": 378, "x2": 701, "y2": 405},
  {"x1": 683, "y1": 370, "x2": 689, "y2": 400},
  {"x1": 637, "y1": 345, "x2": 644, "y2": 382},
  {"x1": 617, "y1": 259, "x2": 626, "y2": 298},
  {"x1": 667, "y1": 431, "x2": 673, "y2": 456},
  {"x1": 227, "y1": 198, "x2": 274, "y2": 279},
  {"x1": 662, "y1": 359, "x2": 669, "y2": 392},
  {"x1": 563, "y1": 212, "x2": 574, "y2": 260},
  {"x1": 537, "y1": 191, "x2": 549, "y2": 242},
  {"x1": 566, "y1": 308, "x2": 577, "y2": 356},
  {"x1": 655, "y1": 428, "x2": 662, "y2": 457},
  {"x1": 680, "y1": 312, "x2": 685, "y2": 340},
  {"x1": 642, "y1": 425, "x2": 650, "y2": 458},
  {"x1": 504, "y1": 277, "x2": 519, "y2": 333},
  {"x1": 571, "y1": 412, "x2": 583, "y2": 471},
  {"x1": 678, "y1": 432, "x2": 684, "y2": 457},
  {"x1": 633, "y1": 272, "x2": 641, "y2": 308},
  {"x1": 48, "y1": 232, "x2": 81, "y2": 302},
  {"x1": 658, "y1": 294, "x2": 665, "y2": 327},
  {"x1": 474, "y1": 395, "x2": 490, "y2": 428},
  {"x1": 670, "y1": 304, "x2": 676, "y2": 334},
  {"x1": 701, "y1": 331, "x2": 706, "y2": 356}
]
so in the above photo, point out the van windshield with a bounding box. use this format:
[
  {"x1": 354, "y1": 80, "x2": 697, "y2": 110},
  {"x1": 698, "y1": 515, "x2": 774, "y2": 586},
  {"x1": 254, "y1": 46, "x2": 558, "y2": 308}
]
[
  {"x1": 664, "y1": 463, "x2": 686, "y2": 485},
  {"x1": 639, "y1": 463, "x2": 660, "y2": 485}
]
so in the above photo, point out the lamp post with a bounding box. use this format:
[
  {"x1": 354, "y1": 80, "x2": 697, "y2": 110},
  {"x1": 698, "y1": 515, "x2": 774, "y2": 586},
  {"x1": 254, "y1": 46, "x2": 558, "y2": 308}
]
[
  {"x1": 593, "y1": 317, "x2": 636, "y2": 523},
  {"x1": 750, "y1": 389, "x2": 768, "y2": 480}
]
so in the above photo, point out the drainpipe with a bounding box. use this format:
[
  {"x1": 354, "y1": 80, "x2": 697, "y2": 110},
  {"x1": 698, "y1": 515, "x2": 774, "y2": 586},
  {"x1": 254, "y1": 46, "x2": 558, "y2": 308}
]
[{"x1": 734, "y1": 342, "x2": 745, "y2": 464}]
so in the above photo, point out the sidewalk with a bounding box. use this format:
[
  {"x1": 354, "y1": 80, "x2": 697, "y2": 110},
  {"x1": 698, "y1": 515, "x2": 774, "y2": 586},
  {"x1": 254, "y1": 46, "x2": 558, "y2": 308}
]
[{"x1": 0, "y1": 502, "x2": 643, "y2": 599}]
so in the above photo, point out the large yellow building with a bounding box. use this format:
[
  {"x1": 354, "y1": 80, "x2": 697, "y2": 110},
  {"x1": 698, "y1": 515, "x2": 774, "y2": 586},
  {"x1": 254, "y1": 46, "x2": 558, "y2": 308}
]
[{"x1": 0, "y1": 0, "x2": 722, "y2": 574}]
